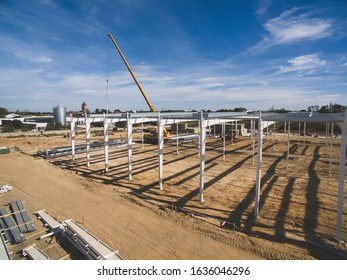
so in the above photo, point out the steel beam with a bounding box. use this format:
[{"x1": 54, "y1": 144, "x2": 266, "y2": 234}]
[
  {"x1": 127, "y1": 116, "x2": 133, "y2": 181},
  {"x1": 23, "y1": 244, "x2": 51, "y2": 260},
  {"x1": 86, "y1": 116, "x2": 91, "y2": 167},
  {"x1": 104, "y1": 118, "x2": 109, "y2": 173},
  {"x1": 286, "y1": 122, "x2": 290, "y2": 170},
  {"x1": 329, "y1": 123, "x2": 334, "y2": 176},
  {"x1": 158, "y1": 115, "x2": 164, "y2": 190},
  {"x1": 176, "y1": 122, "x2": 179, "y2": 155},
  {"x1": 254, "y1": 111, "x2": 263, "y2": 217},
  {"x1": 337, "y1": 111, "x2": 347, "y2": 242},
  {"x1": 304, "y1": 122, "x2": 306, "y2": 143},
  {"x1": 251, "y1": 120, "x2": 255, "y2": 165},
  {"x1": 222, "y1": 122, "x2": 225, "y2": 161},
  {"x1": 141, "y1": 122, "x2": 144, "y2": 149},
  {"x1": 35, "y1": 209, "x2": 62, "y2": 233},
  {"x1": 199, "y1": 112, "x2": 206, "y2": 202},
  {"x1": 70, "y1": 115, "x2": 75, "y2": 160}
]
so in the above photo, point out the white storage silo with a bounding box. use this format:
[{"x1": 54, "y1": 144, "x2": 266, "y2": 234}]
[{"x1": 53, "y1": 105, "x2": 66, "y2": 126}]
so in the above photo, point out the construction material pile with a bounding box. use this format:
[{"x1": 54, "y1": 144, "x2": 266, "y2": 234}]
[
  {"x1": 0, "y1": 185, "x2": 12, "y2": 195},
  {"x1": 36, "y1": 140, "x2": 127, "y2": 158},
  {"x1": 35, "y1": 209, "x2": 123, "y2": 260},
  {"x1": 0, "y1": 200, "x2": 36, "y2": 244}
]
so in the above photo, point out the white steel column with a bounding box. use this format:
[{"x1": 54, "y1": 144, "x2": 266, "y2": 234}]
[
  {"x1": 329, "y1": 123, "x2": 334, "y2": 176},
  {"x1": 222, "y1": 122, "x2": 225, "y2": 161},
  {"x1": 158, "y1": 114, "x2": 164, "y2": 190},
  {"x1": 284, "y1": 121, "x2": 287, "y2": 142},
  {"x1": 254, "y1": 111, "x2": 263, "y2": 217},
  {"x1": 104, "y1": 118, "x2": 109, "y2": 173},
  {"x1": 127, "y1": 116, "x2": 133, "y2": 181},
  {"x1": 198, "y1": 120, "x2": 201, "y2": 157},
  {"x1": 141, "y1": 122, "x2": 144, "y2": 149},
  {"x1": 176, "y1": 122, "x2": 179, "y2": 155},
  {"x1": 231, "y1": 121, "x2": 234, "y2": 144},
  {"x1": 70, "y1": 115, "x2": 75, "y2": 160},
  {"x1": 86, "y1": 117, "x2": 90, "y2": 167},
  {"x1": 298, "y1": 122, "x2": 301, "y2": 146},
  {"x1": 303, "y1": 122, "x2": 306, "y2": 144},
  {"x1": 199, "y1": 112, "x2": 206, "y2": 202},
  {"x1": 272, "y1": 122, "x2": 276, "y2": 150},
  {"x1": 251, "y1": 120, "x2": 255, "y2": 165},
  {"x1": 326, "y1": 123, "x2": 330, "y2": 155},
  {"x1": 286, "y1": 122, "x2": 290, "y2": 170},
  {"x1": 337, "y1": 112, "x2": 347, "y2": 242},
  {"x1": 234, "y1": 121, "x2": 238, "y2": 143}
]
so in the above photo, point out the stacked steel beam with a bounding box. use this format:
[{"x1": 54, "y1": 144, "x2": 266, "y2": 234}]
[
  {"x1": 22, "y1": 244, "x2": 51, "y2": 260},
  {"x1": 62, "y1": 219, "x2": 123, "y2": 260},
  {"x1": 36, "y1": 139, "x2": 127, "y2": 158}
]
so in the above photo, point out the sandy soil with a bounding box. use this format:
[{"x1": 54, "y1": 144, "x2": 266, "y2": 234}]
[{"x1": 0, "y1": 131, "x2": 346, "y2": 260}]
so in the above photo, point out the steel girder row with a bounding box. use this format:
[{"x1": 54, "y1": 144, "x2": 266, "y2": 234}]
[{"x1": 68, "y1": 111, "x2": 346, "y2": 242}]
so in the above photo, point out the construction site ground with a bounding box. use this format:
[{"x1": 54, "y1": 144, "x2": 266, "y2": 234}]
[{"x1": 0, "y1": 130, "x2": 346, "y2": 260}]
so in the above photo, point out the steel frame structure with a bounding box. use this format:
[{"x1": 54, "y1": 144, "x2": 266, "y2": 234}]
[{"x1": 69, "y1": 111, "x2": 346, "y2": 242}]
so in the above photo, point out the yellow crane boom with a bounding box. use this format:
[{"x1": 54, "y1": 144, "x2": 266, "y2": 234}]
[
  {"x1": 108, "y1": 33, "x2": 170, "y2": 137},
  {"x1": 108, "y1": 33, "x2": 156, "y2": 113}
]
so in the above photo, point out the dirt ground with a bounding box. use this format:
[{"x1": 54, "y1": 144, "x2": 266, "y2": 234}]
[{"x1": 0, "y1": 130, "x2": 346, "y2": 260}]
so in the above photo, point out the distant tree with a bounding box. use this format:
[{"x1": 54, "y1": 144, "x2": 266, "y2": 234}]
[
  {"x1": 268, "y1": 107, "x2": 290, "y2": 113},
  {"x1": 319, "y1": 103, "x2": 345, "y2": 113},
  {"x1": 1, "y1": 120, "x2": 30, "y2": 132},
  {"x1": 331, "y1": 103, "x2": 346, "y2": 113},
  {"x1": 12, "y1": 119, "x2": 24, "y2": 129},
  {"x1": 102, "y1": 109, "x2": 112, "y2": 114},
  {"x1": 308, "y1": 105, "x2": 320, "y2": 112},
  {"x1": 319, "y1": 105, "x2": 329, "y2": 113},
  {"x1": 234, "y1": 107, "x2": 247, "y2": 112},
  {"x1": 0, "y1": 107, "x2": 8, "y2": 118},
  {"x1": 94, "y1": 108, "x2": 112, "y2": 114},
  {"x1": 2, "y1": 123, "x2": 14, "y2": 133}
]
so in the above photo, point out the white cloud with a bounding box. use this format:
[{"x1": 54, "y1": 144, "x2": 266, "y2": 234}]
[
  {"x1": 280, "y1": 54, "x2": 326, "y2": 73},
  {"x1": 256, "y1": 6, "x2": 267, "y2": 17},
  {"x1": 13, "y1": 52, "x2": 53, "y2": 64},
  {"x1": 339, "y1": 56, "x2": 347, "y2": 67},
  {"x1": 205, "y1": 82, "x2": 226, "y2": 88},
  {"x1": 36, "y1": 55, "x2": 53, "y2": 63},
  {"x1": 265, "y1": 9, "x2": 332, "y2": 44},
  {"x1": 247, "y1": 8, "x2": 333, "y2": 54},
  {"x1": 0, "y1": 55, "x2": 346, "y2": 112}
]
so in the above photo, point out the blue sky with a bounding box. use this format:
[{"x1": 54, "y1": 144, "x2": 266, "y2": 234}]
[{"x1": 1, "y1": 0, "x2": 347, "y2": 112}]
